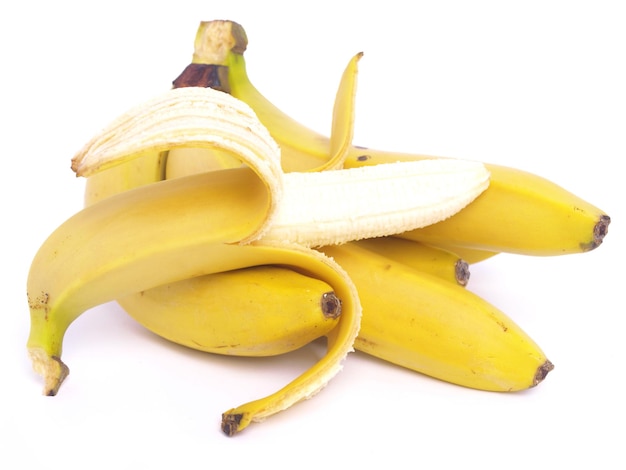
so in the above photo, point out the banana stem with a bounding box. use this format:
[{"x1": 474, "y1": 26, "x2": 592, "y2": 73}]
[
  {"x1": 173, "y1": 63, "x2": 230, "y2": 91},
  {"x1": 27, "y1": 300, "x2": 71, "y2": 395}
]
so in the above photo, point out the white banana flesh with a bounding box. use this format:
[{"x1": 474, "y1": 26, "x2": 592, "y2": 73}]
[{"x1": 267, "y1": 159, "x2": 489, "y2": 247}]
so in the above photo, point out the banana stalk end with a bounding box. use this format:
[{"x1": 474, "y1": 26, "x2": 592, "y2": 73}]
[
  {"x1": 28, "y1": 347, "x2": 69, "y2": 396},
  {"x1": 221, "y1": 411, "x2": 249, "y2": 437},
  {"x1": 454, "y1": 259, "x2": 470, "y2": 286},
  {"x1": 592, "y1": 215, "x2": 611, "y2": 250},
  {"x1": 192, "y1": 20, "x2": 247, "y2": 65},
  {"x1": 533, "y1": 360, "x2": 554, "y2": 387}
]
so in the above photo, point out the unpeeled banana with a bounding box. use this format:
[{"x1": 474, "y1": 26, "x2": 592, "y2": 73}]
[
  {"x1": 321, "y1": 243, "x2": 553, "y2": 391},
  {"x1": 118, "y1": 265, "x2": 342, "y2": 357},
  {"x1": 352, "y1": 237, "x2": 471, "y2": 286}
]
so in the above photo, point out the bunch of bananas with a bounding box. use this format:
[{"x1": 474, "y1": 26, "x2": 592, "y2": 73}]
[{"x1": 26, "y1": 20, "x2": 611, "y2": 436}]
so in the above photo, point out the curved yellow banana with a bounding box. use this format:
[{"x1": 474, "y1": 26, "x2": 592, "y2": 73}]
[
  {"x1": 118, "y1": 265, "x2": 342, "y2": 356},
  {"x1": 353, "y1": 237, "x2": 470, "y2": 286},
  {"x1": 195, "y1": 20, "x2": 610, "y2": 256},
  {"x1": 321, "y1": 243, "x2": 553, "y2": 392},
  {"x1": 348, "y1": 152, "x2": 611, "y2": 256}
]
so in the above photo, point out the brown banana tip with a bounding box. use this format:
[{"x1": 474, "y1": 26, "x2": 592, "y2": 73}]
[
  {"x1": 321, "y1": 292, "x2": 342, "y2": 319},
  {"x1": 70, "y1": 158, "x2": 80, "y2": 174},
  {"x1": 29, "y1": 348, "x2": 70, "y2": 396},
  {"x1": 455, "y1": 260, "x2": 470, "y2": 287},
  {"x1": 45, "y1": 358, "x2": 70, "y2": 396},
  {"x1": 580, "y1": 214, "x2": 611, "y2": 252},
  {"x1": 533, "y1": 360, "x2": 555, "y2": 387},
  {"x1": 221, "y1": 412, "x2": 244, "y2": 437},
  {"x1": 593, "y1": 215, "x2": 611, "y2": 246}
]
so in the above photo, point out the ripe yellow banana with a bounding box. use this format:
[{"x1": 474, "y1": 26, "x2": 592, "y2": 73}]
[
  {"x1": 118, "y1": 265, "x2": 342, "y2": 357},
  {"x1": 352, "y1": 237, "x2": 470, "y2": 286},
  {"x1": 321, "y1": 243, "x2": 553, "y2": 391},
  {"x1": 29, "y1": 76, "x2": 489, "y2": 434},
  {"x1": 352, "y1": 154, "x2": 611, "y2": 256},
  {"x1": 189, "y1": 20, "x2": 610, "y2": 256}
]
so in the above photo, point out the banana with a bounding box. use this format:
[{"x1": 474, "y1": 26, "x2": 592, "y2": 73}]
[
  {"x1": 118, "y1": 265, "x2": 342, "y2": 357},
  {"x1": 190, "y1": 20, "x2": 610, "y2": 256},
  {"x1": 352, "y1": 237, "x2": 470, "y2": 286},
  {"x1": 350, "y1": 153, "x2": 611, "y2": 256},
  {"x1": 321, "y1": 243, "x2": 553, "y2": 392},
  {"x1": 28, "y1": 78, "x2": 489, "y2": 435}
]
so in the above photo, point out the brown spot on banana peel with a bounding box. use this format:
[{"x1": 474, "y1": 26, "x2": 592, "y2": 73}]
[
  {"x1": 533, "y1": 360, "x2": 555, "y2": 387},
  {"x1": 27, "y1": 292, "x2": 50, "y2": 319}
]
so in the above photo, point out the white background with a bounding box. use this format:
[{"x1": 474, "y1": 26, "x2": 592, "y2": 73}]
[{"x1": 2, "y1": 1, "x2": 624, "y2": 468}]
